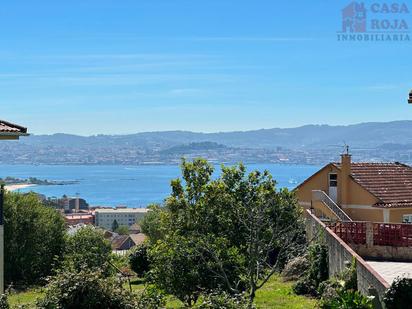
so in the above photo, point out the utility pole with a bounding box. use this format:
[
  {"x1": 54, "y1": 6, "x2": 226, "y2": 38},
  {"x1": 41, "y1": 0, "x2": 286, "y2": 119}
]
[{"x1": 0, "y1": 184, "x2": 4, "y2": 294}]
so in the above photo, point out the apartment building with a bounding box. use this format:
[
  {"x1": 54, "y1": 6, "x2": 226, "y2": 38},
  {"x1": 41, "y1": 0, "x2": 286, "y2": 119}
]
[{"x1": 94, "y1": 208, "x2": 148, "y2": 230}]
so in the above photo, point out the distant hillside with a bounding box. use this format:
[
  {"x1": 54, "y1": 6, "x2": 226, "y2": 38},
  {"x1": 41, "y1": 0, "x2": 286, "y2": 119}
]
[
  {"x1": 19, "y1": 120, "x2": 412, "y2": 149},
  {"x1": 1, "y1": 121, "x2": 412, "y2": 165}
]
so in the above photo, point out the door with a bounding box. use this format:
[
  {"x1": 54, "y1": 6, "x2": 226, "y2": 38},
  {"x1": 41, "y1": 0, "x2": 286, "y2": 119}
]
[{"x1": 328, "y1": 173, "x2": 338, "y2": 203}]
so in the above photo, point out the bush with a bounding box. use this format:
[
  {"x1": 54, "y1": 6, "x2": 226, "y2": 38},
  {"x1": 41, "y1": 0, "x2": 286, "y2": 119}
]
[
  {"x1": 129, "y1": 243, "x2": 150, "y2": 277},
  {"x1": 37, "y1": 268, "x2": 138, "y2": 309},
  {"x1": 4, "y1": 192, "x2": 66, "y2": 285},
  {"x1": 307, "y1": 243, "x2": 329, "y2": 288},
  {"x1": 0, "y1": 294, "x2": 9, "y2": 309},
  {"x1": 292, "y1": 243, "x2": 328, "y2": 296},
  {"x1": 318, "y1": 258, "x2": 357, "y2": 299},
  {"x1": 320, "y1": 288, "x2": 372, "y2": 309},
  {"x1": 282, "y1": 256, "x2": 309, "y2": 281},
  {"x1": 293, "y1": 279, "x2": 317, "y2": 296},
  {"x1": 384, "y1": 277, "x2": 412, "y2": 309},
  {"x1": 196, "y1": 291, "x2": 252, "y2": 309}
]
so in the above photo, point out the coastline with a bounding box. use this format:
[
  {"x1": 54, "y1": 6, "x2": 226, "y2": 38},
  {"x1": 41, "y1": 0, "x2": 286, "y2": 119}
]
[{"x1": 5, "y1": 184, "x2": 36, "y2": 191}]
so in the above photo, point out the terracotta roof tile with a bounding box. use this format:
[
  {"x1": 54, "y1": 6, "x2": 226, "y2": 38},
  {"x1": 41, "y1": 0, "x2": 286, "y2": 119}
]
[
  {"x1": 0, "y1": 120, "x2": 27, "y2": 134},
  {"x1": 337, "y1": 162, "x2": 412, "y2": 208}
]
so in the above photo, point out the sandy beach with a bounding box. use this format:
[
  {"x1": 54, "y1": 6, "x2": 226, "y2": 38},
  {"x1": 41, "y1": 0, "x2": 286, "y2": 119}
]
[{"x1": 4, "y1": 184, "x2": 36, "y2": 191}]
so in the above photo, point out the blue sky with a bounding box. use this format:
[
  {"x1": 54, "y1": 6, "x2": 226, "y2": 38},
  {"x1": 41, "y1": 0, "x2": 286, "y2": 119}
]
[{"x1": 1, "y1": 0, "x2": 411, "y2": 135}]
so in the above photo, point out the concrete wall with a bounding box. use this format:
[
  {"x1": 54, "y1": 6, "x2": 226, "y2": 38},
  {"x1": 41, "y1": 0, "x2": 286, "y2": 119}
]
[
  {"x1": 306, "y1": 210, "x2": 390, "y2": 306},
  {"x1": 351, "y1": 244, "x2": 412, "y2": 261}
]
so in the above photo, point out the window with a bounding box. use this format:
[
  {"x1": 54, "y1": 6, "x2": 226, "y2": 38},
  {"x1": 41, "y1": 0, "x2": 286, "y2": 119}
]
[
  {"x1": 403, "y1": 214, "x2": 412, "y2": 224},
  {"x1": 329, "y1": 173, "x2": 338, "y2": 187}
]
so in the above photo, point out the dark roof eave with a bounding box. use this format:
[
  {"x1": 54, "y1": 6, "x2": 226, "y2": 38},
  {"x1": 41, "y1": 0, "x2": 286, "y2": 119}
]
[{"x1": 0, "y1": 132, "x2": 30, "y2": 137}]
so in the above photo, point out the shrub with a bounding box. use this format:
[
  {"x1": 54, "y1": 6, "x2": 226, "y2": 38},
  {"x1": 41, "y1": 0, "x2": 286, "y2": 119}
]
[
  {"x1": 320, "y1": 288, "x2": 372, "y2": 309},
  {"x1": 196, "y1": 291, "x2": 252, "y2": 309},
  {"x1": 37, "y1": 267, "x2": 138, "y2": 309},
  {"x1": 293, "y1": 243, "x2": 328, "y2": 296},
  {"x1": 0, "y1": 294, "x2": 9, "y2": 309},
  {"x1": 63, "y1": 226, "x2": 112, "y2": 272},
  {"x1": 293, "y1": 279, "x2": 317, "y2": 296},
  {"x1": 384, "y1": 277, "x2": 412, "y2": 309},
  {"x1": 318, "y1": 258, "x2": 357, "y2": 298},
  {"x1": 307, "y1": 243, "x2": 329, "y2": 288},
  {"x1": 129, "y1": 243, "x2": 150, "y2": 277},
  {"x1": 281, "y1": 256, "x2": 309, "y2": 281}
]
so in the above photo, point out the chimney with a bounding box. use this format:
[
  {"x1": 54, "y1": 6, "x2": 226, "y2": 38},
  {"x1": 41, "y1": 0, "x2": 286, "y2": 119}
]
[{"x1": 340, "y1": 152, "x2": 351, "y2": 205}]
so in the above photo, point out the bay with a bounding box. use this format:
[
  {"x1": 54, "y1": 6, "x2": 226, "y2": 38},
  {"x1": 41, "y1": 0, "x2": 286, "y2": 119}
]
[{"x1": 0, "y1": 164, "x2": 320, "y2": 208}]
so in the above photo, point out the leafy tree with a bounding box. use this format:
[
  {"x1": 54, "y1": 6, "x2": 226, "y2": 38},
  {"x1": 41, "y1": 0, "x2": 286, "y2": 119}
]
[
  {"x1": 146, "y1": 159, "x2": 305, "y2": 306},
  {"x1": 63, "y1": 226, "x2": 112, "y2": 272},
  {"x1": 4, "y1": 192, "x2": 66, "y2": 285},
  {"x1": 140, "y1": 204, "x2": 166, "y2": 242},
  {"x1": 129, "y1": 243, "x2": 150, "y2": 277},
  {"x1": 111, "y1": 219, "x2": 119, "y2": 232},
  {"x1": 149, "y1": 234, "x2": 244, "y2": 307}
]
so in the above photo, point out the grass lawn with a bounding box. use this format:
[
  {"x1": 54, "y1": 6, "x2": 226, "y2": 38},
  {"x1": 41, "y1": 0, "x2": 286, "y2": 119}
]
[
  {"x1": 8, "y1": 275, "x2": 316, "y2": 308},
  {"x1": 8, "y1": 288, "x2": 44, "y2": 308}
]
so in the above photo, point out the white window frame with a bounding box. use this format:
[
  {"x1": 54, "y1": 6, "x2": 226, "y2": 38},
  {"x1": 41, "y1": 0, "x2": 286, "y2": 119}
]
[{"x1": 402, "y1": 214, "x2": 412, "y2": 224}]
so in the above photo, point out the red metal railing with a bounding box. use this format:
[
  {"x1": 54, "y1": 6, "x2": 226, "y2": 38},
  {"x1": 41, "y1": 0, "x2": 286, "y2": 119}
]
[
  {"x1": 327, "y1": 221, "x2": 412, "y2": 247},
  {"x1": 373, "y1": 223, "x2": 412, "y2": 247},
  {"x1": 328, "y1": 221, "x2": 367, "y2": 245}
]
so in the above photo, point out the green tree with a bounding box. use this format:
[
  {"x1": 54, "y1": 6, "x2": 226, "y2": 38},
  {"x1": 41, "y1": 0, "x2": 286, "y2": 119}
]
[
  {"x1": 111, "y1": 219, "x2": 119, "y2": 232},
  {"x1": 146, "y1": 159, "x2": 305, "y2": 306},
  {"x1": 64, "y1": 226, "x2": 112, "y2": 272},
  {"x1": 140, "y1": 204, "x2": 166, "y2": 242},
  {"x1": 4, "y1": 192, "x2": 66, "y2": 285},
  {"x1": 129, "y1": 243, "x2": 150, "y2": 277},
  {"x1": 115, "y1": 225, "x2": 129, "y2": 235}
]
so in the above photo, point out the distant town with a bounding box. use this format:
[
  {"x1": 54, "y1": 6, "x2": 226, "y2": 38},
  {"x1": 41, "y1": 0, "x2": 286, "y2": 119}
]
[
  {"x1": 1, "y1": 121, "x2": 412, "y2": 165},
  {"x1": 33, "y1": 192, "x2": 148, "y2": 252}
]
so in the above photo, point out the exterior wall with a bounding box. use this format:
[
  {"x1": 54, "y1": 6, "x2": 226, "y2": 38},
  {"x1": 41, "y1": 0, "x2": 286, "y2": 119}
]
[
  {"x1": 344, "y1": 207, "x2": 384, "y2": 222},
  {"x1": 389, "y1": 208, "x2": 412, "y2": 223},
  {"x1": 351, "y1": 244, "x2": 412, "y2": 261},
  {"x1": 0, "y1": 136, "x2": 18, "y2": 140},
  {"x1": 296, "y1": 164, "x2": 339, "y2": 204},
  {"x1": 95, "y1": 210, "x2": 147, "y2": 230},
  {"x1": 346, "y1": 179, "x2": 379, "y2": 206},
  {"x1": 306, "y1": 210, "x2": 390, "y2": 306},
  {"x1": 312, "y1": 200, "x2": 340, "y2": 220}
]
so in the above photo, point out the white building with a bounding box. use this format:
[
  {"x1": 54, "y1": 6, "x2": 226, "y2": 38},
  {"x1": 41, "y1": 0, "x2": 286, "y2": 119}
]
[{"x1": 95, "y1": 208, "x2": 149, "y2": 230}]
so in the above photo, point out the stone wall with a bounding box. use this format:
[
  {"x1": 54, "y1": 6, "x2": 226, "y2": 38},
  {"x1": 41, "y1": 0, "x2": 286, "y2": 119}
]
[{"x1": 306, "y1": 210, "x2": 390, "y2": 306}]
